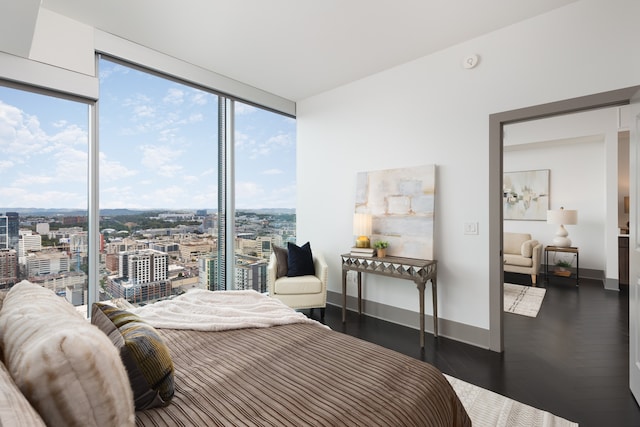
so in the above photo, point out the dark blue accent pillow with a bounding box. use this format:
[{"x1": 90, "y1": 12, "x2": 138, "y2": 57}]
[{"x1": 287, "y1": 241, "x2": 315, "y2": 277}]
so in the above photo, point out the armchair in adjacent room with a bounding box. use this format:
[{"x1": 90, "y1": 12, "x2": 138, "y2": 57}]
[
  {"x1": 503, "y1": 232, "x2": 542, "y2": 285},
  {"x1": 267, "y1": 248, "x2": 328, "y2": 320}
]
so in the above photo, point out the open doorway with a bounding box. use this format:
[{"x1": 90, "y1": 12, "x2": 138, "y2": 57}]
[{"x1": 487, "y1": 85, "x2": 640, "y2": 353}]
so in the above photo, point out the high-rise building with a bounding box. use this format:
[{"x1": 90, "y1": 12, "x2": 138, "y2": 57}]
[
  {"x1": 198, "y1": 253, "x2": 222, "y2": 291},
  {"x1": 36, "y1": 222, "x2": 50, "y2": 235},
  {"x1": 19, "y1": 230, "x2": 42, "y2": 255},
  {"x1": 26, "y1": 250, "x2": 71, "y2": 277},
  {"x1": 108, "y1": 249, "x2": 171, "y2": 304},
  {"x1": 0, "y1": 212, "x2": 19, "y2": 251},
  {"x1": 119, "y1": 249, "x2": 168, "y2": 284},
  {"x1": 0, "y1": 249, "x2": 18, "y2": 288},
  {"x1": 235, "y1": 254, "x2": 268, "y2": 293},
  {"x1": 6, "y1": 213, "x2": 18, "y2": 251}
]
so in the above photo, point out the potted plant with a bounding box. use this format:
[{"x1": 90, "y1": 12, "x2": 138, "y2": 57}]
[
  {"x1": 373, "y1": 240, "x2": 389, "y2": 258},
  {"x1": 554, "y1": 259, "x2": 572, "y2": 277}
]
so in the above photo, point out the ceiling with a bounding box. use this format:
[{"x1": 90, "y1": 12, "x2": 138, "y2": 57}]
[{"x1": 38, "y1": 0, "x2": 579, "y2": 102}]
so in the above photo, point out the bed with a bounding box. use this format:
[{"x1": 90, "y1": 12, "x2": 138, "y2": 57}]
[
  {"x1": 130, "y1": 290, "x2": 471, "y2": 426},
  {"x1": 0, "y1": 283, "x2": 470, "y2": 427}
]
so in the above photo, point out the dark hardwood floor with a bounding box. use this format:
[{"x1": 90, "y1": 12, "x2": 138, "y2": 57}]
[{"x1": 311, "y1": 274, "x2": 640, "y2": 427}]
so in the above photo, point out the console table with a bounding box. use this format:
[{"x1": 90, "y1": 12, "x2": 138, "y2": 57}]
[{"x1": 340, "y1": 253, "x2": 438, "y2": 348}]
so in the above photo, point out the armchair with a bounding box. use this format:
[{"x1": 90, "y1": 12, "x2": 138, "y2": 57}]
[
  {"x1": 503, "y1": 232, "x2": 542, "y2": 285},
  {"x1": 267, "y1": 252, "x2": 328, "y2": 320}
]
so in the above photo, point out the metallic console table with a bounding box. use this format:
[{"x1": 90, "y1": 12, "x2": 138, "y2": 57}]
[{"x1": 340, "y1": 253, "x2": 438, "y2": 348}]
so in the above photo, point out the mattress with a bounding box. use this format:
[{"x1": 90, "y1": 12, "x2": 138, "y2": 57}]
[{"x1": 135, "y1": 322, "x2": 471, "y2": 426}]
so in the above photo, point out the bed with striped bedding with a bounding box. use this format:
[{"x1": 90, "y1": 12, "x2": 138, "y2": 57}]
[{"x1": 135, "y1": 321, "x2": 471, "y2": 426}]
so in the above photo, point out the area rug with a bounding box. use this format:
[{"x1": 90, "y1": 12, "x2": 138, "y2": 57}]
[
  {"x1": 504, "y1": 283, "x2": 546, "y2": 317},
  {"x1": 445, "y1": 375, "x2": 578, "y2": 427}
]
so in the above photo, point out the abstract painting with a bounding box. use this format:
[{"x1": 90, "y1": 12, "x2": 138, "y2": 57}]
[
  {"x1": 355, "y1": 164, "x2": 436, "y2": 259},
  {"x1": 503, "y1": 169, "x2": 549, "y2": 220}
]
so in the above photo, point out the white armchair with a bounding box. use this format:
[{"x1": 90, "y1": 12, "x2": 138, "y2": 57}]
[
  {"x1": 503, "y1": 232, "x2": 542, "y2": 285},
  {"x1": 267, "y1": 252, "x2": 328, "y2": 320}
]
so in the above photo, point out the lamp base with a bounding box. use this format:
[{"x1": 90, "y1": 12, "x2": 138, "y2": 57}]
[
  {"x1": 355, "y1": 236, "x2": 370, "y2": 248},
  {"x1": 552, "y1": 224, "x2": 571, "y2": 247},
  {"x1": 552, "y1": 236, "x2": 572, "y2": 247}
]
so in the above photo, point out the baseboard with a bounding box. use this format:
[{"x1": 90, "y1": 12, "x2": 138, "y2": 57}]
[
  {"x1": 326, "y1": 290, "x2": 490, "y2": 349},
  {"x1": 604, "y1": 278, "x2": 620, "y2": 291}
]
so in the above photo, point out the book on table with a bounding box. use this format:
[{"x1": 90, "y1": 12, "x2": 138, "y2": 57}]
[{"x1": 350, "y1": 247, "x2": 375, "y2": 257}]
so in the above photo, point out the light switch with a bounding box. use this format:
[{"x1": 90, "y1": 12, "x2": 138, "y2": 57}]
[{"x1": 464, "y1": 222, "x2": 479, "y2": 235}]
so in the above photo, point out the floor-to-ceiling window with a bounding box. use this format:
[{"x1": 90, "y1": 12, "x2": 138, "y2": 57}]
[
  {"x1": 0, "y1": 56, "x2": 296, "y2": 307},
  {"x1": 0, "y1": 83, "x2": 90, "y2": 308},
  {"x1": 233, "y1": 101, "x2": 296, "y2": 292},
  {"x1": 98, "y1": 57, "x2": 219, "y2": 304},
  {"x1": 98, "y1": 57, "x2": 296, "y2": 303}
]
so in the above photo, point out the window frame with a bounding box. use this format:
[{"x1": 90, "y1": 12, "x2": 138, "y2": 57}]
[{"x1": 0, "y1": 44, "x2": 295, "y2": 303}]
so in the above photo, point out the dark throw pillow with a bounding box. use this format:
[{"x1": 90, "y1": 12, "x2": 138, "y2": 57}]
[
  {"x1": 273, "y1": 245, "x2": 289, "y2": 278},
  {"x1": 287, "y1": 241, "x2": 316, "y2": 277},
  {"x1": 91, "y1": 303, "x2": 175, "y2": 411}
]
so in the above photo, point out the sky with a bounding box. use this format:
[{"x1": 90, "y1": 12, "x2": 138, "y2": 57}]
[{"x1": 0, "y1": 58, "x2": 296, "y2": 211}]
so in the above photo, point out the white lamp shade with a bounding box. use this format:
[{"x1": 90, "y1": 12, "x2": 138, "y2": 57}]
[
  {"x1": 546, "y1": 208, "x2": 578, "y2": 225},
  {"x1": 353, "y1": 213, "x2": 372, "y2": 236}
]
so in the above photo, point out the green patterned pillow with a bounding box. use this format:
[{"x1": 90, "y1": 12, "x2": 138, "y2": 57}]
[{"x1": 92, "y1": 303, "x2": 175, "y2": 411}]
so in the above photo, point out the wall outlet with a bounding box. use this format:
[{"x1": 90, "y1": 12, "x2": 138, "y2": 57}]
[{"x1": 464, "y1": 222, "x2": 479, "y2": 235}]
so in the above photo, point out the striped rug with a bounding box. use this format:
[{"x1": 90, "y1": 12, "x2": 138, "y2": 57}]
[
  {"x1": 445, "y1": 375, "x2": 578, "y2": 427},
  {"x1": 504, "y1": 283, "x2": 546, "y2": 317}
]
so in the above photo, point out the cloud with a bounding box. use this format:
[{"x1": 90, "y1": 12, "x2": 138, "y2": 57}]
[
  {"x1": 235, "y1": 103, "x2": 258, "y2": 115},
  {"x1": 0, "y1": 101, "x2": 49, "y2": 158},
  {"x1": 98, "y1": 62, "x2": 130, "y2": 83},
  {"x1": 262, "y1": 168, "x2": 283, "y2": 175},
  {"x1": 190, "y1": 92, "x2": 210, "y2": 106},
  {"x1": 235, "y1": 181, "x2": 296, "y2": 209},
  {"x1": 12, "y1": 174, "x2": 53, "y2": 186},
  {"x1": 99, "y1": 152, "x2": 139, "y2": 182},
  {"x1": 0, "y1": 160, "x2": 13, "y2": 172},
  {"x1": 267, "y1": 132, "x2": 293, "y2": 147},
  {"x1": 163, "y1": 88, "x2": 185, "y2": 105},
  {"x1": 140, "y1": 144, "x2": 184, "y2": 177}
]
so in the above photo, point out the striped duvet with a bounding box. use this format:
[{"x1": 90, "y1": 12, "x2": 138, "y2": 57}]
[{"x1": 135, "y1": 323, "x2": 471, "y2": 426}]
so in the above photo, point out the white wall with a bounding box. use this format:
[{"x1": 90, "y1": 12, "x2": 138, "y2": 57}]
[{"x1": 297, "y1": 0, "x2": 640, "y2": 341}]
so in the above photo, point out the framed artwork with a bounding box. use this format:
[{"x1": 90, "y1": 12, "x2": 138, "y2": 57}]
[
  {"x1": 503, "y1": 169, "x2": 550, "y2": 220},
  {"x1": 355, "y1": 164, "x2": 436, "y2": 259}
]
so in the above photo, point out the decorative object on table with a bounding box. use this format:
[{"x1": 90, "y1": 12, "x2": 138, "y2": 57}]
[
  {"x1": 352, "y1": 213, "x2": 372, "y2": 248},
  {"x1": 503, "y1": 283, "x2": 546, "y2": 317},
  {"x1": 553, "y1": 259, "x2": 573, "y2": 277},
  {"x1": 355, "y1": 164, "x2": 436, "y2": 259},
  {"x1": 373, "y1": 240, "x2": 389, "y2": 258},
  {"x1": 546, "y1": 207, "x2": 578, "y2": 247},
  {"x1": 350, "y1": 246, "x2": 375, "y2": 257},
  {"x1": 503, "y1": 169, "x2": 549, "y2": 220}
]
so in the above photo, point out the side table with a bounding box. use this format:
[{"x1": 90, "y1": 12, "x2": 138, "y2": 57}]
[{"x1": 544, "y1": 246, "x2": 579, "y2": 287}]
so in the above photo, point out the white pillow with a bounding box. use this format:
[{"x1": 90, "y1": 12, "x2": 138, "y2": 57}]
[{"x1": 0, "y1": 281, "x2": 135, "y2": 427}]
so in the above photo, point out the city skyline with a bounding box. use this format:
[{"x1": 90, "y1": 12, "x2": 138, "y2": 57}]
[{"x1": 0, "y1": 59, "x2": 296, "y2": 211}]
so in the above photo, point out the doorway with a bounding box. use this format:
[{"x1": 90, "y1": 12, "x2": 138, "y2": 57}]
[{"x1": 488, "y1": 85, "x2": 640, "y2": 353}]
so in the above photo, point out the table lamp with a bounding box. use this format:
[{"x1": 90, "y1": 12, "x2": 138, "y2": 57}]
[
  {"x1": 547, "y1": 207, "x2": 578, "y2": 247},
  {"x1": 353, "y1": 213, "x2": 372, "y2": 248}
]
